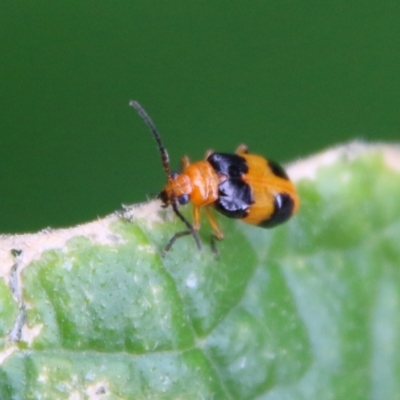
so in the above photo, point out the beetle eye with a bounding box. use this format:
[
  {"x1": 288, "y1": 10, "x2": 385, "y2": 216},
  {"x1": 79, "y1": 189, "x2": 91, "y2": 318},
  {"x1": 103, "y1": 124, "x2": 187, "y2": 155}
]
[
  {"x1": 170, "y1": 172, "x2": 179, "y2": 179},
  {"x1": 178, "y1": 194, "x2": 189, "y2": 205}
]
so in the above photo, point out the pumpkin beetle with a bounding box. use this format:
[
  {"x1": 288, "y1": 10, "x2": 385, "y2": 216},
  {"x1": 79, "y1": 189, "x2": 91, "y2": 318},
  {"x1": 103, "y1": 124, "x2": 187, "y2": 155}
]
[{"x1": 130, "y1": 101, "x2": 299, "y2": 255}]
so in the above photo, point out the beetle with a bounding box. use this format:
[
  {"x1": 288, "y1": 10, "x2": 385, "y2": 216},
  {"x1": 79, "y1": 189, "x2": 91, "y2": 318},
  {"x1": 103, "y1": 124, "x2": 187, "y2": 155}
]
[{"x1": 130, "y1": 101, "x2": 299, "y2": 254}]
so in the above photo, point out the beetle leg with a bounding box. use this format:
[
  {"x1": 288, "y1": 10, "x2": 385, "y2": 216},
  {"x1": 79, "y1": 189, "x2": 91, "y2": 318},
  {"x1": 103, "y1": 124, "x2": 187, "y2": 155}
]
[
  {"x1": 163, "y1": 201, "x2": 201, "y2": 255},
  {"x1": 235, "y1": 144, "x2": 249, "y2": 155},
  {"x1": 205, "y1": 206, "x2": 224, "y2": 240},
  {"x1": 204, "y1": 149, "x2": 214, "y2": 159},
  {"x1": 192, "y1": 206, "x2": 201, "y2": 231},
  {"x1": 210, "y1": 234, "x2": 220, "y2": 260},
  {"x1": 163, "y1": 230, "x2": 192, "y2": 255},
  {"x1": 181, "y1": 155, "x2": 190, "y2": 170}
]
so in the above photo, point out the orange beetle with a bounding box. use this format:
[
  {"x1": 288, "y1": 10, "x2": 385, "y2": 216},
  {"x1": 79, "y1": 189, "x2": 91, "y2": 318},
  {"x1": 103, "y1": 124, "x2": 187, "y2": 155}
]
[{"x1": 130, "y1": 101, "x2": 299, "y2": 254}]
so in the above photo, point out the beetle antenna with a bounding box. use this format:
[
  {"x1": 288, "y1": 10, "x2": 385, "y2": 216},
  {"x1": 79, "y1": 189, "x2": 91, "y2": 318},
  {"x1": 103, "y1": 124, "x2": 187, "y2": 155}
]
[{"x1": 129, "y1": 100, "x2": 171, "y2": 178}]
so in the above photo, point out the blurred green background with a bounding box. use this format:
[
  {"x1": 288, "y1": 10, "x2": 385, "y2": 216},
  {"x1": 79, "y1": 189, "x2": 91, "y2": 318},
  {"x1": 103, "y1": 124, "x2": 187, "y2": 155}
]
[{"x1": 1, "y1": 1, "x2": 399, "y2": 233}]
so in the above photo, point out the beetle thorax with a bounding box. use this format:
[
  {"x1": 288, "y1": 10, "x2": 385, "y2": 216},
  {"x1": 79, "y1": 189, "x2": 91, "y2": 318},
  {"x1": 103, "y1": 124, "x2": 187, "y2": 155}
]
[{"x1": 184, "y1": 161, "x2": 219, "y2": 206}]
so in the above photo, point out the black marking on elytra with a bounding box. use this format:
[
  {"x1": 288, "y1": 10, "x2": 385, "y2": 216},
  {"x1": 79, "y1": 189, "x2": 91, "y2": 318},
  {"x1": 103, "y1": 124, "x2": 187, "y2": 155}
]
[
  {"x1": 258, "y1": 193, "x2": 294, "y2": 228},
  {"x1": 207, "y1": 153, "x2": 248, "y2": 177},
  {"x1": 214, "y1": 179, "x2": 252, "y2": 219},
  {"x1": 208, "y1": 152, "x2": 253, "y2": 218},
  {"x1": 268, "y1": 160, "x2": 289, "y2": 180}
]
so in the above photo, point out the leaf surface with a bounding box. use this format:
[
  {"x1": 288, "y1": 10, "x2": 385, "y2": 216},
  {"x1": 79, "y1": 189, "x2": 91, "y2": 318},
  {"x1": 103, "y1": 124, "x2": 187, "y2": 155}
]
[{"x1": 0, "y1": 142, "x2": 399, "y2": 399}]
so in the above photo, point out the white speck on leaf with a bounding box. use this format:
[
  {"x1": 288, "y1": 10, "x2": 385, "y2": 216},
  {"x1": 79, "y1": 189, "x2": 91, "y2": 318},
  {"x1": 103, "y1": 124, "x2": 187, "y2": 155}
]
[{"x1": 186, "y1": 272, "x2": 197, "y2": 288}]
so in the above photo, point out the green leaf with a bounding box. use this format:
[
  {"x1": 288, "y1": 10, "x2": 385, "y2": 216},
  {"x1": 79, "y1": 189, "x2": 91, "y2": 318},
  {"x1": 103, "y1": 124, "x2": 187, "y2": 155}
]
[{"x1": 0, "y1": 142, "x2": 399, "y2": 399}]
